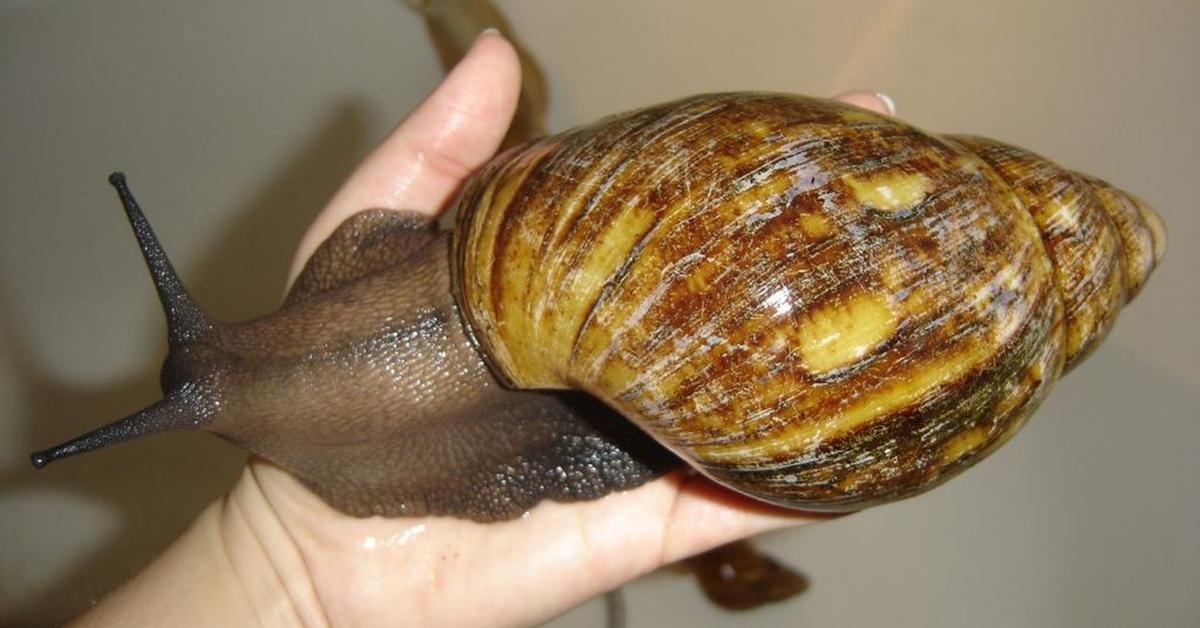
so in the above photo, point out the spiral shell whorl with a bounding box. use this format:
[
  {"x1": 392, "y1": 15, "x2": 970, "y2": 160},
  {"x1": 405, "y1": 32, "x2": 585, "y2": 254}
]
[
  {"x1": 453, "y1": 93, "x2": 1156, "y2": 511},
  {"x1": 947, "y1": 136, "x2": 1165, "y2": 368}
]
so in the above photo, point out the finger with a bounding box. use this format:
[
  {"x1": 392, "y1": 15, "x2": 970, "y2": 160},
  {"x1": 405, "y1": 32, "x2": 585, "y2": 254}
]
[
  {"x1": 834, "y1": 90, "x2": 896, "y2": 116},
  {"x1": 292, "y1": 30, "x2": 521, "y2": 271},
  {"x1": 656, "y1": 476, "x2": 832, "y2": 565}
]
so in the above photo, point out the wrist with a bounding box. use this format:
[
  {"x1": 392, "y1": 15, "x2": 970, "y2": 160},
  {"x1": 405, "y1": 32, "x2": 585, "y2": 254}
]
[
  {"x1": 71, "y1": 465, "x2": 325, "y2": 628},
  {"x1": 217, "y1": 465, "x2": 329, "y2": 627}
]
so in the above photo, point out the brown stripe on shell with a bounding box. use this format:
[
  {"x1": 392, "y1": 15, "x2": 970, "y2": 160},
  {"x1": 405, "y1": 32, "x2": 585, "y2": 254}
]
[{"x1": 452, "y1": 93, "x2": 1156, "y2": 511}]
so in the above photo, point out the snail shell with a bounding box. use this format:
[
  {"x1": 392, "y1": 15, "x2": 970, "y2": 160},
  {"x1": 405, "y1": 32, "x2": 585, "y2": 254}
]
[{"x1": 452, "y1": 93, "x2": 1164, "y2": 511}]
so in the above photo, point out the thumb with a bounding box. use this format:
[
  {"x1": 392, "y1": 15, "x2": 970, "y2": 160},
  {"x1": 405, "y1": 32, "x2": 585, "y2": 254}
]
[{"x1": 293, "y1": 30, "x2": 520, "y2": 271}]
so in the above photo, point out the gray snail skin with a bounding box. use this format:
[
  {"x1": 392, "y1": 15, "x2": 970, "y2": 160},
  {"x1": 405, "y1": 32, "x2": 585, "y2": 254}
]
[{"x1": 31, "y1": 93, "x2": 1165, "y2": 522}]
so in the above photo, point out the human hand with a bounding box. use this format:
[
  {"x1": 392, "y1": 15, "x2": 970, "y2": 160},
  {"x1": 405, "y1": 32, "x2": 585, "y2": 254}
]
[{"x1": 75, "y1": 31, "x2": 896, "y2": 628}]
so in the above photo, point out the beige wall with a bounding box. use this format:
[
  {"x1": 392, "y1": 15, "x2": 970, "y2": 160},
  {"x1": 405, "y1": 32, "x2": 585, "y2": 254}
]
[{"x1": 1, "y1": 1, "x2": 1196, "y2": 626}]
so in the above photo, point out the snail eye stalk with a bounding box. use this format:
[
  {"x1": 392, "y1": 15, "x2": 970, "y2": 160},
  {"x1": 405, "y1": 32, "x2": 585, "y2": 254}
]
[{"x1": 108, "y1": 172, "x2": 211, "y2": 346}]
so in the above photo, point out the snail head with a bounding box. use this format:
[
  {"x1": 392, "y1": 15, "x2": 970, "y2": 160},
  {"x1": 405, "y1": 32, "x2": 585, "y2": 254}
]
[{"x1": 30, "y1": 174, "x2": 228, "y2": 469}]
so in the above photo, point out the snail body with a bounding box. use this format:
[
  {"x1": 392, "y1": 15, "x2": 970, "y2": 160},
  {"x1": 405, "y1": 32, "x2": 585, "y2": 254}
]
[{"x1": 31, "y1": 93, "x2": 1164, "y2": 519}]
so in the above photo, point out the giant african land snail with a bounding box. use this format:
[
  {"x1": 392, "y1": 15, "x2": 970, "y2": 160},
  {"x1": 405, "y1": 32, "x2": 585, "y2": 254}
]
[{"x1": 31, "y1": 92, "x2": 1165, "y2": 522}]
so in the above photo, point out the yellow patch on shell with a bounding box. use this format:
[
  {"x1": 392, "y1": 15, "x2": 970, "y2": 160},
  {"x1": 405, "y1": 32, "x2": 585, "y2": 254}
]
[
  {"x1": 798, "y1": 212, "x2": 833, "y2": 239},
  {"x1": 952, "y1": 154, "x2": 986, "y2": 175},
  {"x1": 839, "y1": 108, "x2": 882, "y2": 125},
  {"x1": 1134, "y1": 194, "x2": 1167, "y2": 264},
  {"x1": 940, "y1": 426, "x2": 990, "y2": 465},
  {"x1": 694, "y1": 336, "x2": 995, "y2": 463},
  {"x1": 843, "y1": 171, "x2": 932, "y2": 213},
  {"x1": 794, "y1": 292, "x2": 897, "y2": 376}
]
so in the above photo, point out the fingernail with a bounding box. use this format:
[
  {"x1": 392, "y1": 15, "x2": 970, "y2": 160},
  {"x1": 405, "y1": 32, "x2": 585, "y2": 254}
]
[
  {"x1": 875, "y1": 92, "x2": 896, "y2": 116},
  {"x1": 478, "y1": 27, "x2": 500, "y2": 38}
]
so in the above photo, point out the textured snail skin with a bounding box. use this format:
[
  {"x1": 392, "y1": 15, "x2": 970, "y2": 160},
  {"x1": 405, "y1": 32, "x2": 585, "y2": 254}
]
[
  {"x1": 31, "y1": 93, "x2": 1163, "y2": 520},
  {"x1": 183, "y1": 210, "x2": 676, "y2": 519},
  {"x1": 453, "y1": 93, "x2": 1164, "y2": 512}
]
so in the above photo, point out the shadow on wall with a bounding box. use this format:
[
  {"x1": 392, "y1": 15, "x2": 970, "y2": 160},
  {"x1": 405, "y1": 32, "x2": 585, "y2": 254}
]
[{"x1": 1, "y1": 101, "x2": 374, "y2": 627}]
